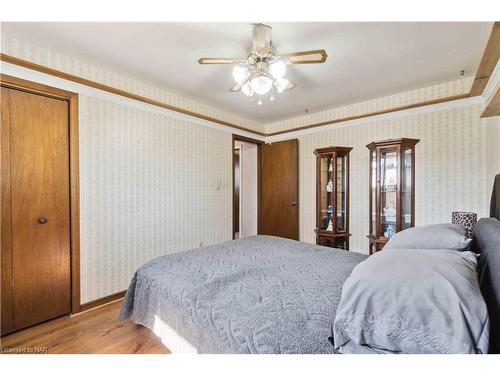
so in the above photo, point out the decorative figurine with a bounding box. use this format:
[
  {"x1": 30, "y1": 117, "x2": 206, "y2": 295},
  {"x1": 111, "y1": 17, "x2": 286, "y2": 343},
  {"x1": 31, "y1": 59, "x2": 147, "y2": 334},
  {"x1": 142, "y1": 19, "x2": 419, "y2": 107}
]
[
  {"x1": 326, "y1": 219, "x2": 333, "y2": 231},
  {"x1": 384, "y1": 224, "x2": 396, "y2": 238},
  {"x1": 328, "y1": 162, "x2": 333, "y2": 172},
  {"x1": 327, "y1": 205, "x2": 333, "y2": 216},
  {"x1": 326, "y1": 179, "x2": 333, "y2": 192},
  {"x1": 383, "y1": 201, "x2": 396, "y2": 222}
]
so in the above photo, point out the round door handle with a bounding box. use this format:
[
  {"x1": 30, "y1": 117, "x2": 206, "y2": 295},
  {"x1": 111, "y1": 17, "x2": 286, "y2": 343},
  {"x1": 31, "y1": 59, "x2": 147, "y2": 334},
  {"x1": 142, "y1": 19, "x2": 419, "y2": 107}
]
[
  {"x1": 38, "y1": 217, "x2": 48, "y2": 224},
  {"x1": 291, "y1": 201, "x2": 297, "y2": 206}
]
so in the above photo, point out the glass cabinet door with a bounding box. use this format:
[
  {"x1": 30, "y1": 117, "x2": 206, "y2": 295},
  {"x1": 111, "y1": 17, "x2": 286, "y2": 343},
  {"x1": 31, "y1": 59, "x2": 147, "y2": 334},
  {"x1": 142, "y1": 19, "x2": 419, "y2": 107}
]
[
  {"x1": 336, "y1": 152, "x2": 347, "y2": 232},
  {"x1": 366, "y1": 138, "x2": 419, "y2": 253},
  {"x1": 319, "y1": 154, "x2": 334, "y2": 231},
  {"x1": 379, "y1": 147, "x2": 398, "y2": 238},
  {"x1": 401, "y1": 147, "x2": 413, "y2": 230},
  {"x1": 370, "y1": 150, "x2": 377, "y2": 236}
]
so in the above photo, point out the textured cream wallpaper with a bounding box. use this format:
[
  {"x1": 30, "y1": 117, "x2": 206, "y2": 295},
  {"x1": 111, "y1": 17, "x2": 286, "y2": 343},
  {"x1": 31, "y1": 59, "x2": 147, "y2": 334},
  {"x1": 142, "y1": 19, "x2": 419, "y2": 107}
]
[
  {"x1": 1, "y1": 34, "x2": 264, "y2": 133},
  {"x1": 265, "y1": 78, "x2": 473, "y2": 134},
  {"x1": 297, "y1": 103, "x2": 497, "y2": 253},
  {"x1": 79, "y1": 96, "x2": 232, "y2": 302}
]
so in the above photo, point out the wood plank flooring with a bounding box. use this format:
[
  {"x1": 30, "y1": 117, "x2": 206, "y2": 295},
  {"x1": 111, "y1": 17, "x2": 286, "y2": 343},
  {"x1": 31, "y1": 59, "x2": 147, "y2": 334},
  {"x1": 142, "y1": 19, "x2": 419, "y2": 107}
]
[{"x1": 0, "y1": 300, "x2": 169, "y2": 354}]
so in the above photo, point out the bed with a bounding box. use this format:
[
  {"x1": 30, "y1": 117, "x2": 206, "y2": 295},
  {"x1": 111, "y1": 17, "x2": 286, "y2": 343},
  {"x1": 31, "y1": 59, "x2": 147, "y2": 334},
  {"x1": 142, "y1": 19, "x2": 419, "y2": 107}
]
[
  {"x1": 119, "y1": 235, "x2": 366, "y2": 353},
  {"x1": 120, "y1": 218, "x2": 500, "y2": 354}
]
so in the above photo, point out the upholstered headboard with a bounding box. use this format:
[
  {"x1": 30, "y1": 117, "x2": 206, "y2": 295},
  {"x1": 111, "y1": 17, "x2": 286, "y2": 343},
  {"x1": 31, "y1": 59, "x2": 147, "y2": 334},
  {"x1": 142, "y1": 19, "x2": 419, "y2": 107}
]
[
  {"x1": 473, "y1": 217, "x2": 500, "y2": 354},
  {"x1": 490, "y1": 174, "x2": 500, "y2": 220}
]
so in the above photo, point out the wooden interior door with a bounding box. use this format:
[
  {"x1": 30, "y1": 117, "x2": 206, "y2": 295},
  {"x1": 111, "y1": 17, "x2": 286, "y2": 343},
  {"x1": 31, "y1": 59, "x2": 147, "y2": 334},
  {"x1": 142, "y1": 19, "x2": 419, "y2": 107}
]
[
  {"x1": 233, "y1": 150, "x2": 240, "y2": 237},
  {"x1": 1, "y1": 87, "x2": 71, "y2": 335},
  {"x1": 259, "y1": 139, "x2": 299, "y2": 240}
]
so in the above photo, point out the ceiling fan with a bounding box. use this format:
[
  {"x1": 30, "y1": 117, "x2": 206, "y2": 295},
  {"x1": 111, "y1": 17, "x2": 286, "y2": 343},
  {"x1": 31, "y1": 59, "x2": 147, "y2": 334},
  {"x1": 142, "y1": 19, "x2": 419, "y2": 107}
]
[{"x1": 198, "y1": 23, "x2": 328, "y2": 105}]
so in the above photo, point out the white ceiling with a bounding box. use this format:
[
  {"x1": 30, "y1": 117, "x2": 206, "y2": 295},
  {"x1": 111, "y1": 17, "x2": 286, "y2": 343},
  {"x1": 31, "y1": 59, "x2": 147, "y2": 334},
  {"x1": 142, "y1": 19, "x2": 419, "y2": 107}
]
[{"x1": 2, "y1": 22, "x2": 493, "y2": 122}]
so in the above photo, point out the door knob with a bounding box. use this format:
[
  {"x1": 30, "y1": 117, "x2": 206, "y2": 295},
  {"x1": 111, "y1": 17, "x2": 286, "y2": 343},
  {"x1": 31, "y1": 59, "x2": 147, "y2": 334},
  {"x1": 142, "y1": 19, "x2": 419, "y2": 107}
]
[
  {"x1": 291, "y1": 201, "x2": 297, "y2": 206},
  {"x1": 38, "y1": 217, "x2": 48, "y2": 224}
]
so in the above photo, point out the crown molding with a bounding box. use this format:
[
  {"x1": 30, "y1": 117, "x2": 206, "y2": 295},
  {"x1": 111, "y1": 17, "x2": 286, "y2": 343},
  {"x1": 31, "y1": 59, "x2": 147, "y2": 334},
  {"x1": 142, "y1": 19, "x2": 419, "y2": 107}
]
[
  {"x1": 0, "y1": 59, "x2": 266, "y2": 141},
  {"x1": 483, "y1": 59, "x2": 500, "y2": 103},
  {"x1": 469, "y1": 22, "x2": 500, "y2": 97},
  {"x1": 1, "y1": 50, "x2": 495, "y2": 141},
  {"x1": 0, "y1": 53, "x2": 266, "y2": 137},
  {"x1": 481, "y1": 84, "x2": 500, "y2": 118},
  {"x1": 265, "y1": 94, "x2": 470, "y2": 137},
  {"x1": 265, "y1": 95, "x2": 485, "y2": 142}
]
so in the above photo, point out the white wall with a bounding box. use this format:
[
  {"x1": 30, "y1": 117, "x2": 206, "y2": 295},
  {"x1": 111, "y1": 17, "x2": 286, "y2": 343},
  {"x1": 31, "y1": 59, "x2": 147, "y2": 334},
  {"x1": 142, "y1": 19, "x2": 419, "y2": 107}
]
[{"x1": 236, "y1": 141, "x2": 258, "y2": 237}]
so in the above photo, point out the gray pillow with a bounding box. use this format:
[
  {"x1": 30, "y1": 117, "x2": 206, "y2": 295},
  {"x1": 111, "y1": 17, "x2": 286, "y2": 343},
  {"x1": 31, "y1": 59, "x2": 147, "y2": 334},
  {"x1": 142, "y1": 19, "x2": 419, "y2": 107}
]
[
  {"x1": 332, "y1": 249, "x2": 490, "y2": 354},
  {"x1": 384, "y1": 223, "x2": 472, "y2": 251}
]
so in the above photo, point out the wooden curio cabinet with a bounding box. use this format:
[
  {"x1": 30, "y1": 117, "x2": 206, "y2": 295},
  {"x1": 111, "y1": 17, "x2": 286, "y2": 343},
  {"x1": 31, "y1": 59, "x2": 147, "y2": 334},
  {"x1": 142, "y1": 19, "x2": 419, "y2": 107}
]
[
  {"x1": 366, "y1": 138, "x2": 419, "y2": 254},
  {"x1": 314, "y1": 146, "x2": 352, "y2": 250}
]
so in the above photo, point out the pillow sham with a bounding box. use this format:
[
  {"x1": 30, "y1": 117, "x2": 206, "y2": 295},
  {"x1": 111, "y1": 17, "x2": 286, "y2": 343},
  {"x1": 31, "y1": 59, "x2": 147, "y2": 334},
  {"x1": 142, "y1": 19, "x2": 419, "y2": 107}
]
[
  {"x1": 331, "y1": 248, "x2": 490, "y2": 354},
  {"x1": 384, "y1": 223, "x2": 472, "y2": 251}
]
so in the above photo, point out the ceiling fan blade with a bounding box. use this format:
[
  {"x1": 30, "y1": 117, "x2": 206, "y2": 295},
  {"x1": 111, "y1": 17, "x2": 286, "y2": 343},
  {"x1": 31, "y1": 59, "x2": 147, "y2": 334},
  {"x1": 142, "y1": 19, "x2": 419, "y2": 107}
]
[
  {"x1": 198, "y1": 57, "x2": 246, "y2": 65},
  {"x1": 230, "y1": 83, "x2": 242, "y2": 92},
  {"x1": 285, "y1": 81, "x2": 297, "y2": 91},
  {"x1": 252, "y1": 23, "x2": 272, "y2": 53},
  {"x1": 230, "y1": 76, "x2": 251, "y2": 92},
  {"x1": 280, "y1": 49, "x2": 328, "y2": 65}
]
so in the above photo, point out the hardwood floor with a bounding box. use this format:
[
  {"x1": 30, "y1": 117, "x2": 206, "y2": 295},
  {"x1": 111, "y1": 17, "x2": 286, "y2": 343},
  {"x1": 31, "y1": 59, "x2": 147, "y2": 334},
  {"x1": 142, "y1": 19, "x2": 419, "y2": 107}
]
[{"x1": 0, "y1": 300, "x2": 169, "y2": 354}]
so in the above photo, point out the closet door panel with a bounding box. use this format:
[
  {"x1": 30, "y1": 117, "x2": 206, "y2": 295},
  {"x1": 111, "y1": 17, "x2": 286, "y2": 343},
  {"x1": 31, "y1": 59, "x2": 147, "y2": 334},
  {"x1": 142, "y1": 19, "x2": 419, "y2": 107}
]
[{"x1": 9, "y1": 89, "x2": 71, "y2": 330}]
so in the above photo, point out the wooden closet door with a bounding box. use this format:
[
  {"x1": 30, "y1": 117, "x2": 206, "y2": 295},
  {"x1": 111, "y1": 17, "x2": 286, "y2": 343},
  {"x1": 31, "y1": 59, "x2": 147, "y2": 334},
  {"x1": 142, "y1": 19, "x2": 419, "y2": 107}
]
[{"x1": 2, "y1": 87, "x2": 71, "y2": 333}]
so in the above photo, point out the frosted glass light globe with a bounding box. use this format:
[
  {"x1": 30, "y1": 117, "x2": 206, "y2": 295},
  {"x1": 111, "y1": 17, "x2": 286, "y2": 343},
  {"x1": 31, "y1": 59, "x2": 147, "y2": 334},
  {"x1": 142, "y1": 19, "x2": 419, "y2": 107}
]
[
  {"x1": 232, "y1": 66, "x2": 250, "y2": 84},
  {"x1": 241, "y1": 82, "x2": 253, "y2": 97},
  {"x1": 250, "y1": 75, "x2": 273, "y2": 95},
  {"x1": 275, "y1": 78, "x2": 289, "y2": 93},
  {"x1": 270, "y1": 60, "x2": 286, "y2": 79}
]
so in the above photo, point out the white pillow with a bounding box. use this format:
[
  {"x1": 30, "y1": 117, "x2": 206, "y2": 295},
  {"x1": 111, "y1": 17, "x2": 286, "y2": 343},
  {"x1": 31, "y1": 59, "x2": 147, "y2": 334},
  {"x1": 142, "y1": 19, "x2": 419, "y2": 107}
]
[{"x1": 384, "y1": 223, "x2": 472, "y2": 251}]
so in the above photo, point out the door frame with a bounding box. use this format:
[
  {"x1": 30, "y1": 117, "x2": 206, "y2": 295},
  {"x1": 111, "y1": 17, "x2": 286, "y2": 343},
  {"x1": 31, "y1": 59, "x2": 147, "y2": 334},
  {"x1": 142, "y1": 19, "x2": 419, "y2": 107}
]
[
  {"x1": 232, "y1": 134, "x2": 263, "y2": 239},
  {"x1": 1, "y1": 74, "x2": 81, "y2": 314}
]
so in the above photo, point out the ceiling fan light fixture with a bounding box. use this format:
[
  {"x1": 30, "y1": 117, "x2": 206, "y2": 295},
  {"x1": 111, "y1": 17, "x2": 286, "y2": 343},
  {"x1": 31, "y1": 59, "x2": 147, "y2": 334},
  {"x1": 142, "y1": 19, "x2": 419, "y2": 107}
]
[
  {"x1": 269, "y1": 60, "x2": 286, "y2": 79},
  {"x1": 198, "y1": 24, "x2": 327, "y2": 106},
  {"x1": 241, "y1": 81, "x2": 253, "y2": 97},
  {"x1": 251, "y1": 74, "x2": 273, "y2": 95},
  {"x1": 232, "y1": 65, "x2": 250, "y2": 84},
  {"x1": 275, "y1": 78, "x2": 289, "y2": 93}
]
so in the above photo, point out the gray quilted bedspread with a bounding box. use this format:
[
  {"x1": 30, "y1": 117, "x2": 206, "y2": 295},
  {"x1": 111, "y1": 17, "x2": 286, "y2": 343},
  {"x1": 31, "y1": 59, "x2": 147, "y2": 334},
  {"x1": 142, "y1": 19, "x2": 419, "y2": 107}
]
[{"x1": 119, "y1": 235, "x2": 367, "y2": 353}]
